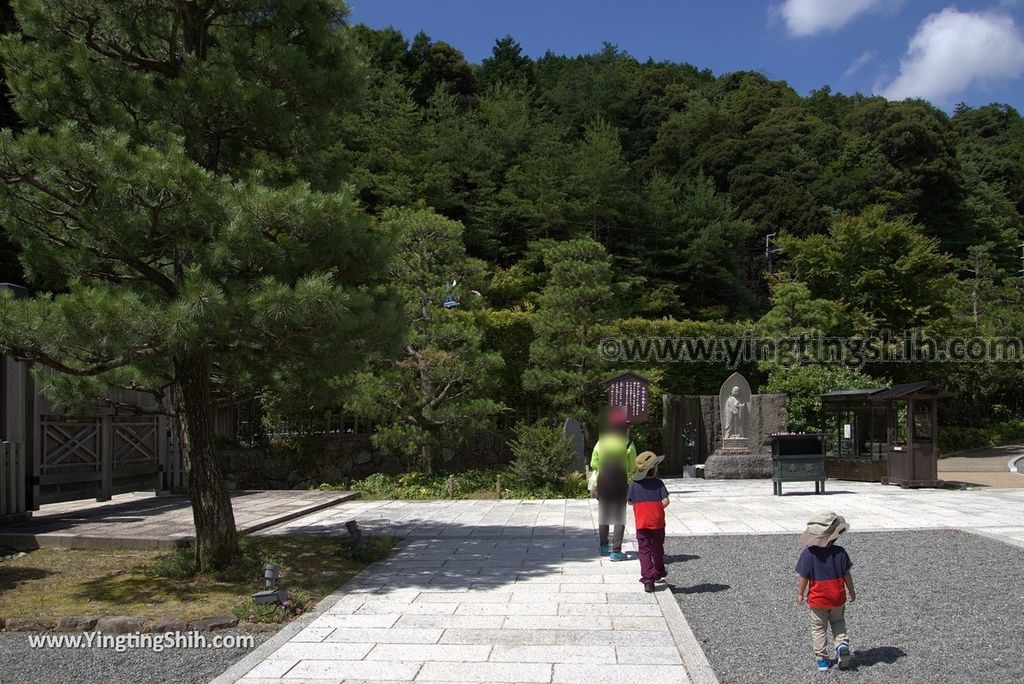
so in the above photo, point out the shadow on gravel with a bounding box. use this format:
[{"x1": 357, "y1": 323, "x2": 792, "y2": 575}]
[
  {"x1": 671, "y1": 582, "x2": 731, "y2": 594},
  {"x1": 665, "y1": 553, "x2": 700, "y2": 563},
  {"x1": 852, "y1": 646, "x2": 907, "y2": 668}
]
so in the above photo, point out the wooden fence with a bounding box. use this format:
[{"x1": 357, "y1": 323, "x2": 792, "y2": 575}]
[
  {"x1": 37, "y1": 414, "x2": 170, "y2": 505},
  {"x1": 1, "y1": 441, "x2": 27, "y2": 522}
]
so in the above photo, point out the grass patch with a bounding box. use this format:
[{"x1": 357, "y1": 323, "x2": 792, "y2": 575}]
[
  {"x1": 0, "y1": 534, "x2": 395, "y2": 626},
  {"x1": 322, "y1": 467, "x2": 588, "y2": 501}
]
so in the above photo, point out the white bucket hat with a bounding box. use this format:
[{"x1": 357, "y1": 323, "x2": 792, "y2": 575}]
[{"x1": 800, "y1": 512, "x2": 849, "y2": 547}]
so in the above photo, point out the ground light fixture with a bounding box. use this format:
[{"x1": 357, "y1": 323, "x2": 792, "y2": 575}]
[{"x1": 251, "y1": 562, "x2": 288, "y2": 605}]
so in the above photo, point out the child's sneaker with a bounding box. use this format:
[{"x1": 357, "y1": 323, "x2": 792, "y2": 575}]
[
  {"x1": 599, "y1": 544, "x2": 610, "y2": 556},
  {"x1": 836, "y1": 643, "x2": 851, "y2": 670},
  {"x1": 643, "y1": 582, "x2": 655, "y2": 593},
  {"x1": 816, "y1": 658, "x2": 830, "y2": 671},
  {"x1": 609, "y1": 550, "x2": 627, "y2": 561}
]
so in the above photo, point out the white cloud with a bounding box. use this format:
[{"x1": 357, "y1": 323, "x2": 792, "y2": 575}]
[
  {"x1": 876, "y1": 8, "x2": 1024, "y2": 103},
  {"x1": 844, "y1": 51, "x2": 876, "y2": 78},
  {"x1": 779, "y1": 0, "x2": 891, "y2": 37}
]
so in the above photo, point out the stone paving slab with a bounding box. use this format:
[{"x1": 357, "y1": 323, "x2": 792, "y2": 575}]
[
  {"x1": 219, "y1": 479, "x2": 1024, "y2": 684},
  {"x1": 0, "y1": 489, "x2": 358, "y2": 550},
  {"x1": 256, "y1": 478, "x2": 1024, "y2": 541}
]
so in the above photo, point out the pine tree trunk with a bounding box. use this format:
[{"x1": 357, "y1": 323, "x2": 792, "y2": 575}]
[{"x1": 173, "y1": 352, "x2": 237, "y2": 571}]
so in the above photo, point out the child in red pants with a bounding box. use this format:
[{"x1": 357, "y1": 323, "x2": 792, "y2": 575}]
[{"x1": 626, "y1": 451, "x2": 670, "y2": 592}]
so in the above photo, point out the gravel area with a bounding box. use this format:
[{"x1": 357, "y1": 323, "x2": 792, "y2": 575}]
[
  {"x1": 0, "y1": 629, "x2": 272, "y2": 684},
  {"x1": 665, "y1": 530, "x2": 1024, "y2": 684}
]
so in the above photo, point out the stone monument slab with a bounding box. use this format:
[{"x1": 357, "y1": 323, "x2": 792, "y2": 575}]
[{"x1": 563, "y1": 418, "x2": 587, "y2": 471}]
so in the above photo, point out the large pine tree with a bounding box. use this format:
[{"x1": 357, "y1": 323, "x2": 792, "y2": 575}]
[{"x1": 0, "y1": 0, "x2": 400, "y2": 570}]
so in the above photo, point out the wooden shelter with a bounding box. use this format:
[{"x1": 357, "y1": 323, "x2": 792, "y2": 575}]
[
  {"x1": 872, "y1": 382, "x2": 952, "y2": 488},
  {"x1": 821, "y1": 382, "x2": 952, "y2": 487}
]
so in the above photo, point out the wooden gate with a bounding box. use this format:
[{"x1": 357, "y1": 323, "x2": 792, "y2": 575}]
[{"x1": 38, "y1": 414, "x2": 171, "y2": 505}]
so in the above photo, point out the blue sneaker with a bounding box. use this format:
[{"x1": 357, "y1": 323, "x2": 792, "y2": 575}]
[
  {"x1": 609, "y1": 550, "x2": 627, "y2": 561},
  {"x1": 816, "y1": 658, "x2": 830, "y2": 671},
  {"x1": 836, "y1": 643, "x2": 851, "y2": 670},
  {"x1": 599, "y1": 544, "x2": 610, "y2": 556}
]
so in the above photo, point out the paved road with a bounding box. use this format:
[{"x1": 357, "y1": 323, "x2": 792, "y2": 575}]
[{"x1": 218, "y1": 480, "x2": 1024, "y2": 683}]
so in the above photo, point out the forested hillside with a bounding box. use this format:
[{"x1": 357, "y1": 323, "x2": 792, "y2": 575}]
[
  {"x1": 324, "y1": 28, "x2": 1024, "y2": 436},
  {"x1": 2, "y1": 13, "x2": 1022, "y2": 459}
]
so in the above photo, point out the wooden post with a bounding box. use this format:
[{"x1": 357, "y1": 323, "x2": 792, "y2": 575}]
[
  {"x1": 1, "y1": 442, "x2": 8, "y2": 519},
  {"x1": 27, "y1": 365, "x2": 39, "y2": 510},
  {"x1": 496, "y1": 474, "x2": 502, "y2": 499},
  {"x1": 157, "y1": 415, "x2": 169, "y2": 494},
  {"x1": 906, "y1": 398, "x2": 915, "y2": 484},
  {"x1": 447, "y1": 474, "x2": 455, "y2": 499},
  {"x1": 99, "y1": 415, "x2": 113, "y2": 501},
  {"x1": 15, "y1": 442, "x2": 25, "y2": 515}
]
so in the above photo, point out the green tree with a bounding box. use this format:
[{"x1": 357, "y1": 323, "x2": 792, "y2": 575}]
[
  {"x1": 764, "y1": 365, "x2": 880, "y2": 433},
  {"x1": 0, "y1": 0, "x2": 21, "y2": 282},
  {"x1": 523, "y1": 238, "x2": 616, "y2": 419},
  {"x1": 757, "y1": 278, "x2": 837, "y2": 337},
  {"x1": 778, "y1": 206, "x2": 955, "y2": 333},
  {"x1": 0, "y1": 0, "x2": 401, "y2": 570},
  {"x1": 635, "y1": 173, "x2": 755, "y2": 318},
  {"x1": 568, "y1": 118, "x2": 632, "y2": 244},
  {"x1": 404, "y1": 31, "x2": 476, "y2": 105},
  {"x1": 480, "y1": 35, "x2": 533, "y2": 90},
  {"x1": 344, "y1": 208, "x2": 504, "y2": 473}
]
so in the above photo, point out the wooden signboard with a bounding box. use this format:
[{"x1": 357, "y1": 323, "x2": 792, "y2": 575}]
[{"x1": 601, "y1": 372, "x2": 650, "y2": 423}]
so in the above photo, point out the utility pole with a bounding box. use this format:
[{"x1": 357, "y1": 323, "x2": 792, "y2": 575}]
[
  {"x1": 765, "y1": 233, "x2": 781, "y2": 275},
  {"x1": 964, "y1": 256, "x2": 980, "y2": 326}
]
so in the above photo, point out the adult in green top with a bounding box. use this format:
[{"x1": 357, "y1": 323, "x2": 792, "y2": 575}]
[
  {"x1": 591, "y1": 408, "x2": 636, "y2": 561},
  {"x1": 589, "y1": 433, "x2": 638, "y2": 487}
]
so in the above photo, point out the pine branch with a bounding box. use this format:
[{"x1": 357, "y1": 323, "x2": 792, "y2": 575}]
[{"x1": 6, "y1": 346, "x2": 161, "y2": 377}]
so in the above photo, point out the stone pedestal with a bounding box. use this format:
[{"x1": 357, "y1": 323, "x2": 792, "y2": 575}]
[
  {"x1": 703, "y1": 450, "x2": 772, "y2": 479},
  {"x1": 720, "y1": 437, "x2": 750, "y2": 454}
]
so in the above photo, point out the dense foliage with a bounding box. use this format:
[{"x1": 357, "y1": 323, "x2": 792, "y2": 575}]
[
  {"x1": 335, "y1": 466, "x2": 588, "y2": 501},
  {"x1": 2, "y1": 5, "x2": 1023, "y2": 509},
  {"x1": 333, "y1": 28, "x2": 1024, "y2": 436}
]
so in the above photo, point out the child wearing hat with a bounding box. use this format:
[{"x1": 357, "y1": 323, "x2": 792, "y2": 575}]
[
  {"x1": 795, "y1": 512, "x2": 856, "y2": 672},
  {"x1": 626, "y1": 451, "x2": 669, "y2": 592}
]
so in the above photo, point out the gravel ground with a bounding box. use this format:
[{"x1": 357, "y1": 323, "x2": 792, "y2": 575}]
[
  {"x1": 665, "y1": 530, "x2": 1024, "y2": 684},
  {"x1": 0, "y1": 629, "x2": 271, "y2": 684}
]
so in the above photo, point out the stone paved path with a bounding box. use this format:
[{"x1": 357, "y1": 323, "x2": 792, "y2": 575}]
[
  {"x1": 259, "y1": 479, "x2": 1024, "y2": 544},
  {"x1": 0, "y1": 489, "x2": 357, "y2": 550},
  {"x1": 222, "y1": 480, "x2": 1024, "y2": 683}
]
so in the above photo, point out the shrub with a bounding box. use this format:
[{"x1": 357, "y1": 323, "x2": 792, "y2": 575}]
[
  {"x1": 233, "y1": 590, "x2": 309, "y2": 624},
  {"x1": 939, "y1": 418, "x2": 1024, "y2": 453},
  {"x1": 507, "y1": 421, "x2": 574, "y2": 490},
  {"x1": 764, "y1": 364, "x2": 880, "y2": 432},
  {"x1": 333, "y1": 466, "x2": 589, "y2": 500}
]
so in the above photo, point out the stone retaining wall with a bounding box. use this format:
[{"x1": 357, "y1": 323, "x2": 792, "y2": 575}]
[{"x1": 219, "y1": 430, "x2": 515, "y2": 489}]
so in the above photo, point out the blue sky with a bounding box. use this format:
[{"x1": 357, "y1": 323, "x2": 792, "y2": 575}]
[{"x1": 348, "y1": 0, "x2": 1024, "y2": 111}]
